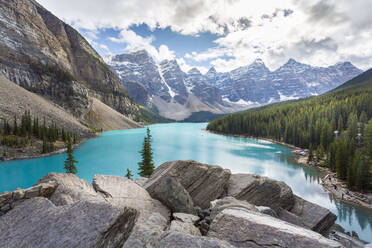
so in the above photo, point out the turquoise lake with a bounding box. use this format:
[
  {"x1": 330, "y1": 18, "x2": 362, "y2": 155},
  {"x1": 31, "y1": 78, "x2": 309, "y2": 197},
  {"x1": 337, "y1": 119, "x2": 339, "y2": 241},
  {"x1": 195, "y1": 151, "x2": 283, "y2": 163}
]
[{"x1": 0, "y1": 122, "x2": 372, "y2": 241}]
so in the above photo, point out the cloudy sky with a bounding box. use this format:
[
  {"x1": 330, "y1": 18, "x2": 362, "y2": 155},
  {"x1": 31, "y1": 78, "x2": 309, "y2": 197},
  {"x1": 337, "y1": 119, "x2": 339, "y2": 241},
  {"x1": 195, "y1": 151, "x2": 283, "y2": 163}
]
[{"x1": 37, "y1": 0, "x2": 372, "y2": 73}]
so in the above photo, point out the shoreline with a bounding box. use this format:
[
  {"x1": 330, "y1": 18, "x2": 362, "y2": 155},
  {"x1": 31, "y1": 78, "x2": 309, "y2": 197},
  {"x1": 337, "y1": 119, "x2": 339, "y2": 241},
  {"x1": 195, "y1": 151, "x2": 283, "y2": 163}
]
[
  {"x1": 206, "y1": 129, "x2": 372, "y2": 210},
  {"x1": 294, "y1": 156, "x2": 372, "y2": 209},
  {"x1": 0, "y1": 137, "x2": 90, "y2": 162}
]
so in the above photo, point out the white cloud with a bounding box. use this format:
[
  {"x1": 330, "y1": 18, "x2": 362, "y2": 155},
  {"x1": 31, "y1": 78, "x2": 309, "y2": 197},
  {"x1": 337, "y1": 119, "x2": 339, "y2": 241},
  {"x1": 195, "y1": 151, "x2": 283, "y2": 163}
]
[
  {"x1": 37, "y1": 0, "x2": 372, "y2": 70},
  {"x1": 109, "y1": 29, "x2": 175, "y2": 61},
  {"x1": 177, "y1": 58, "x2": 207, "y2": 74}
]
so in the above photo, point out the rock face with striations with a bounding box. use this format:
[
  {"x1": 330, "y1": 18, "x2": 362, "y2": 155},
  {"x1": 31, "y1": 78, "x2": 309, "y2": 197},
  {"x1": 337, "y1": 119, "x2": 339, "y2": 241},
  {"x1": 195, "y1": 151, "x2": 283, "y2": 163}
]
[
  {"x1": 0, "y1": 0, "x2": 141, "y2": 130},
  {"x1": 144, "y1": 160, "x2": 231, "y2": 209},
  {"x1": 228, "y1": 173, "x2": 295, "y2": 211},
  {"x1": 0, "y1": 197, "x2": 138, "y2": 248},
  {"x1": 227, "y1": 173, "x2": 337, "y2": 234},
  {"x1": 207, "y1": 207, "x2": 342, "y2": 248},
  {"x1": 92, "y1": 175, "x2": 170, "y2": 222}
]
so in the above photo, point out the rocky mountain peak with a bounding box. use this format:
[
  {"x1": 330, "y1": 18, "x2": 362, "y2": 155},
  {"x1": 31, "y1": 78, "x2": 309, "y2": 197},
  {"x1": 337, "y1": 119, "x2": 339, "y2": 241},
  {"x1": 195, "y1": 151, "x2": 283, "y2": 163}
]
[
  {"x1": 206, "y1": 67, "x2": 217, "y2": 74},
  {"x1": 188, "y1": 68, "x2": 202, "y2": 75},
  {"x1": 112, "y1": 49, "x2": 154, "y2": 64}
]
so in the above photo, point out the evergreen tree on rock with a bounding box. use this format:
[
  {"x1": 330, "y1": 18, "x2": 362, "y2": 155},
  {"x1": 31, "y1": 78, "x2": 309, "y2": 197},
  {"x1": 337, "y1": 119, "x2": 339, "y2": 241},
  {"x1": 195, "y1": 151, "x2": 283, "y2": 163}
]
[
  {"x1": 125, "y1": 168, "x2": 133, "y2": 179},
  {"x1": 138, "y1": 127, "x2": 154, "y2": 177}
]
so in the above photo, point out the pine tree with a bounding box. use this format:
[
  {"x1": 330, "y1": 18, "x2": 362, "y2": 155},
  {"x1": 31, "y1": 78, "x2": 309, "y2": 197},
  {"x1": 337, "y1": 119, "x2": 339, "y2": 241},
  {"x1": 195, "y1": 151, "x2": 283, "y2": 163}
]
[
  {"x1": 138, "y1": 127, "x2": 154, "y2": 177},
  {"x1": 308, "y1": 144, "x2": 314, "y2": 163},
  {"x1": 125, "y1": 169, "x2": 133, "y2": 179},
  {"x1": 64, "y1": 137, "x2": 77, "y2": 174}
]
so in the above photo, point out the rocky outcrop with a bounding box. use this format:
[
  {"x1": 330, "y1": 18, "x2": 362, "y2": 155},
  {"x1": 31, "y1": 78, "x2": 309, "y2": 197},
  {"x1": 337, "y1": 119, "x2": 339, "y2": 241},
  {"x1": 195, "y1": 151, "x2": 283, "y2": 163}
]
[
  {"x1": 123, "y1": 212, "x2": 168, "y2": 248},
  {"x1": 35, "y1": 173, "x2": 104, "y2": 206},
  {"x1": 0, "y1": 162, "x2": 347, "y2": 247},
  {"x1": 0, "y1": 0, "x2": 142, "y2": 130},
  {"x1": 228, "y1": 173, "x2": 337, "y2": 234},
  {"x1": 155, "y1": 231, "x2": 236, "y2": 248},
  {"x1": 228, "y1": 173, "x2": 295, "y2": 211},
  {"x1": 0, "y1": 182, "x2": 56, "y2": 216},
  {"x1": 209, "y1": 197, "x2": 258, "y2": 220},
  {"x1": 144, "y1": 160, "x2": 231, "y2": 209},
  {"x1": 92, "y1": 175, "x2": 169, "y2": 222},
  {"x1": 0, "y1": 197, "x2": 138, "y2": 248},
  {"x1": 208, "y1": 208, "x2": 342, "y2": 248},
  {"x1": 279, "y1": 195, "x2": 337, "y2": 234},
  {"x1": 145, "y1": 176, "x2": 195, "y2": 214}
]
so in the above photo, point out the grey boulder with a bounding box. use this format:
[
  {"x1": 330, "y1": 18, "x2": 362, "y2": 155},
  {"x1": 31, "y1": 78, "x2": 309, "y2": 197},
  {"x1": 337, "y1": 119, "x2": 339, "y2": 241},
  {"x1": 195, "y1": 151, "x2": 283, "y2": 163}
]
[
  {"x1": 144, "y1": 160, "x2": 231, "y2": 209},
  {"x1": 0, "y1": 197, "x2": 137, "y2": 248},
  {"x1": 228, "y1": 173, "x2": 336, "y2": 234},
  {"x1": 92, "y1": 175, "x2": 170, "y2": 222},
  {"x1": 279, "y1": 195, "x2": 337, "y2": 234},
  {"x1": 208, "y1": 207, "x2": 343, "y2": 248},
  {"x1": 228, "y1": 173, "x2": 294, "y2": 211},
  {"x1": 123, "y1": 212, "x2": 168, "y2": 248},
  {"x1": 155, "y1": 231, "x2": 235, "y2": 248},
  {"x1": 210, "y1": 196, "x2": 258, "y2": 220},
  {"x1": 145, "y1": 175, "x2": 195, "y2": 214},
  {"x1": 35, "y1": 173, "x2": 103, "y2": 206}
]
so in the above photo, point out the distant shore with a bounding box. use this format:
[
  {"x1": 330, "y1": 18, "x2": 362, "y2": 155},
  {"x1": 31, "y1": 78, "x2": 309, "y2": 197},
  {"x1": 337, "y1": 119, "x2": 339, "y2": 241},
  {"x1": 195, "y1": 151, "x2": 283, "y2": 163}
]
[
  {"x1": 0, "y1": 138, "x2": 90, "y2": 162},
  {"x1": 294, "y1": 156, "x2": 372, "y2": 209}
]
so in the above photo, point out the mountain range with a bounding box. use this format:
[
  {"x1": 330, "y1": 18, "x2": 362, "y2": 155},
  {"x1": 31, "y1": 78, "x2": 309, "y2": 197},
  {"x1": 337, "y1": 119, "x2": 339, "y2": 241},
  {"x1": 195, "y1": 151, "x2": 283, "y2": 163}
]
[{"x1": 106, "y1": 50, "x2": 362, "y2": 120}]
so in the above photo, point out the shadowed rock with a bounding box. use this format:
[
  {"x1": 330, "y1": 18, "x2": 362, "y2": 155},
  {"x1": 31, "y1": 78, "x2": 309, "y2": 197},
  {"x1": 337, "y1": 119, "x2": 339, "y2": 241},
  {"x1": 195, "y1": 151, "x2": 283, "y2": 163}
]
[
  {"x1": 0, "y1": 197, "x2": 137, "y2": 248},
  {"x1": 145, "y1": 176, "x2": 195, "y2": 214},
  {"x1": 144, "y1": 160, "x2": 231, "y2": 209}
]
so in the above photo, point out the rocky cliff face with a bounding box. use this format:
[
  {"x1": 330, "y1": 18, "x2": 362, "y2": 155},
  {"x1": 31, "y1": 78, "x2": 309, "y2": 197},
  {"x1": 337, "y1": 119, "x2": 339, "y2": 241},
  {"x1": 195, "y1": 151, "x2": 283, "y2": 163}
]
[
  {"x1": 0, "y1": 160, "x2": 355, "y2": 248},
  {"x1": 106, "y1": 50, "x2": 242, "y2": 121},
  {"x1": 0, "y1": 0, "x2": 141, "y2": 126}
]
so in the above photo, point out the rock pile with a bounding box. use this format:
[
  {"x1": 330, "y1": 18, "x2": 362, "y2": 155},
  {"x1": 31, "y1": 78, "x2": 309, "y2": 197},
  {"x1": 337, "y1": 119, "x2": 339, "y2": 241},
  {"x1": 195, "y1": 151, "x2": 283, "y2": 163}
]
[{"x1": 0, "y1": 160, "x2": 351, "y2": 247}]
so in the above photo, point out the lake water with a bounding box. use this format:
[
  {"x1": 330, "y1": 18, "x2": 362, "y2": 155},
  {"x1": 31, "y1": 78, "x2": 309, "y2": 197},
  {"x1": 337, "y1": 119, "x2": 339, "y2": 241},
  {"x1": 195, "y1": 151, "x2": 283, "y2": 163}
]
[{"x1": 0, "y1": 123, "x2": 372, "y2": 242}]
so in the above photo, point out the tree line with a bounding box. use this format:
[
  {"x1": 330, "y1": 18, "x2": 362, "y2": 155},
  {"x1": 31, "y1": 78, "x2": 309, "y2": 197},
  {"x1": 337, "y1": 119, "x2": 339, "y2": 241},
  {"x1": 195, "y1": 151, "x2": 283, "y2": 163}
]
[
  {"x1": 207, "y1": 82, "x2": 372, "y2": 191},
  {"x1": 1, "y1": 110, "x2": 79, "y2": 154}
]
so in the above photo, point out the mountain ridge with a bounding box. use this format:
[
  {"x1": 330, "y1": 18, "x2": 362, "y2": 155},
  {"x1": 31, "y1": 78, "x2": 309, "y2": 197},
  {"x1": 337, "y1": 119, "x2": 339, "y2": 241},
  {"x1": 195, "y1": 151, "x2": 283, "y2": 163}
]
[{"x1": 106, "y1": 49, "x2": 362, "y2": 120}]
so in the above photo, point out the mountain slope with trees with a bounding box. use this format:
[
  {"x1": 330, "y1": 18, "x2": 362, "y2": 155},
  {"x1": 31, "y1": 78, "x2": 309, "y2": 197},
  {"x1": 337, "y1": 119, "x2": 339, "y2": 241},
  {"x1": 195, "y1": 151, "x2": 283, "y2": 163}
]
[{"x1": 207, "y1": 68, "x2": 372, "y2": 190}]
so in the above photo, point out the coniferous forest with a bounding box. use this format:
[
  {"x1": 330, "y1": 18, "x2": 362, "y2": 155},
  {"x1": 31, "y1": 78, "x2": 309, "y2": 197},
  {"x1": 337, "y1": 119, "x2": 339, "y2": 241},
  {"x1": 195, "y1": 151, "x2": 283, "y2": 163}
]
[
  {"x1": 0, "y1": 111, "x2": 79, "y2": 155},
  {"x1": 207, "y1": 69, "x2": 372, "y2": 191}
]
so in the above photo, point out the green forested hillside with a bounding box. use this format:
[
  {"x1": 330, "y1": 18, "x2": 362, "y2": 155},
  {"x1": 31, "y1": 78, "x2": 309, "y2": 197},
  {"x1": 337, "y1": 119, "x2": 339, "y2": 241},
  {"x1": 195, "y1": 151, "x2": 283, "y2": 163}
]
[{"x1": 207, "y1": 69, "x2": 372, "y2": 190}]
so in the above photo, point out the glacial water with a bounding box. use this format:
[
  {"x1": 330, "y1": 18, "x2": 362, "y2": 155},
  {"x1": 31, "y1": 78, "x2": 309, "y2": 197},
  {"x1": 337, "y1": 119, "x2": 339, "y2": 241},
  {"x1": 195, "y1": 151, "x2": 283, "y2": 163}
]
[{"x1": 0, "y1": 123, "x2": 371, "y2": 242}]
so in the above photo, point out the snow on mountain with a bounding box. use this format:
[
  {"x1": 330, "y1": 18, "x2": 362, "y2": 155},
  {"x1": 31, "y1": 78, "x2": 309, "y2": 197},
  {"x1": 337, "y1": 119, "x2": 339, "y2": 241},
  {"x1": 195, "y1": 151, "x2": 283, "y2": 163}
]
[
  {"x1": 214, "y1": 58, "x2": 362, "y2": 105},
  {"x1": 106, "y1": 50, "x2": 241, "y2": 120},
  {"x1": 106, "y1": 50, "x2": 362, "y2": 120}
]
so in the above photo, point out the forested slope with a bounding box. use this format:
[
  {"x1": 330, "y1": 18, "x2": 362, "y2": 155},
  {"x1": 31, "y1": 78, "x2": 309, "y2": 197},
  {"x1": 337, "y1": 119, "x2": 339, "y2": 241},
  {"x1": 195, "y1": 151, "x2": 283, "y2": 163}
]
[{"x1": 207, "y1": 69, "x2": 372, "y2": 190}]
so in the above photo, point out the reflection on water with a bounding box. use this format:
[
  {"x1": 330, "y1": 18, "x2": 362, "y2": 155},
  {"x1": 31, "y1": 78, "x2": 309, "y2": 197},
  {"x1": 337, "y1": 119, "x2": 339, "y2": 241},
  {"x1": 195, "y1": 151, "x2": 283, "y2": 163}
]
[{"x1": 0, "y1": 123, "x2": 371, "y2": 241}]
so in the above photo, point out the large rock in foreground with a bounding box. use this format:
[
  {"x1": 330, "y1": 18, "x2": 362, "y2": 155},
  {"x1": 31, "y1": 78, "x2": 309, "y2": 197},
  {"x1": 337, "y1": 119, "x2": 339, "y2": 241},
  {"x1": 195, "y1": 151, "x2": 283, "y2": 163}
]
[
  {"x1": 228, "y1": 173, "x2": 337, "y2": 234},
  {"x1": 35, "y1": 173, "x2": 104, "y2": 206},
  {"x1": 0, "y1": 197, "x2": 137, "y2": 248},
  {"x1": 208, "y1": 207, "x2": 342, "y2": 248},
  {"x1": 92, "y1": 175, "x2": 169, "y2": 222},
  {"x1": 155, "y1": 231, "x2": 235, "y2": 248},
  {"x1": 279, "y1": 195, "x2": 337, "y2": 234},
  {"x1": 228, "y1": 174, "x2": 294, "y2": 211},
  {"x1": 144, "y1": 160, "x2": 231, "y2": 209}
]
